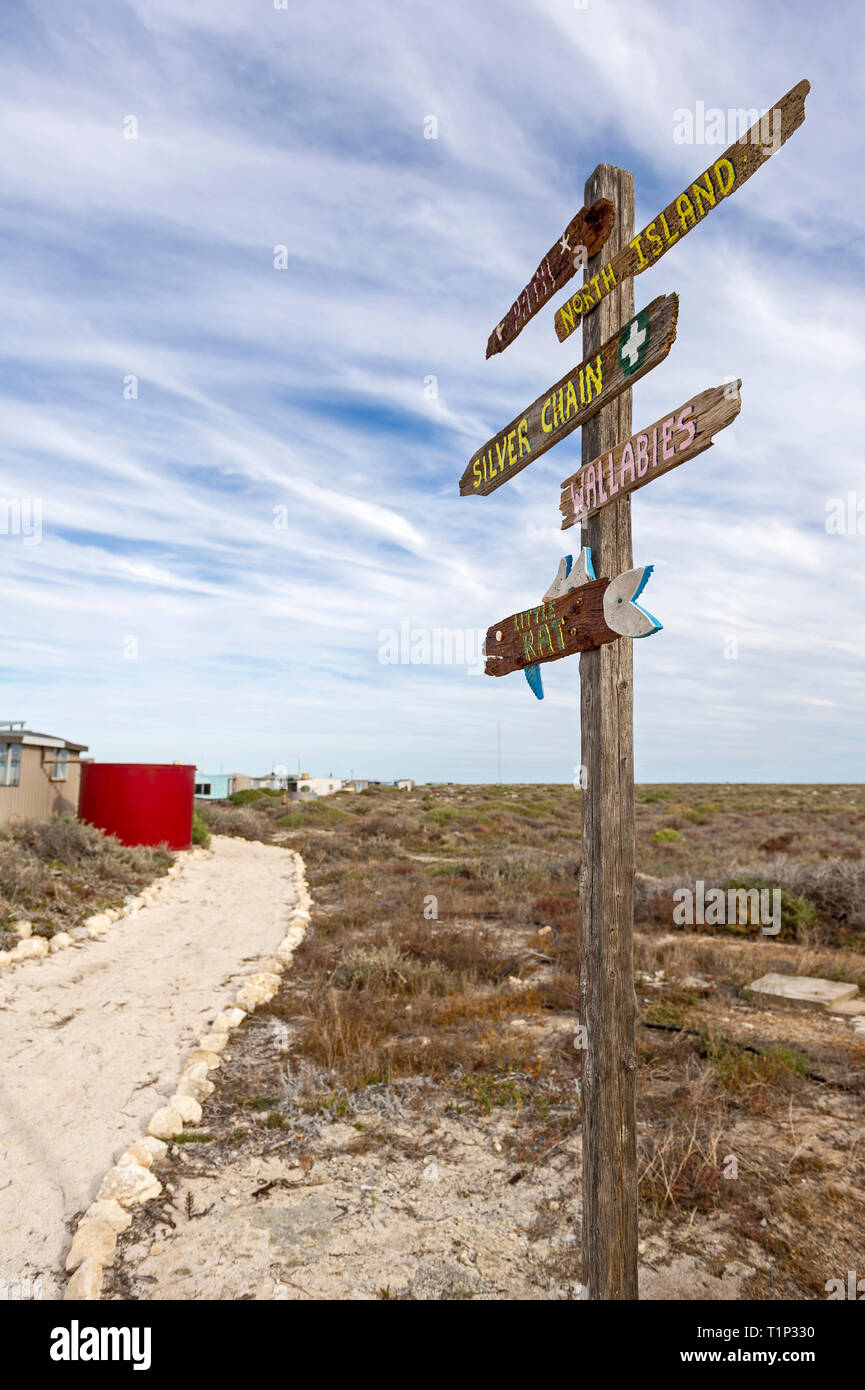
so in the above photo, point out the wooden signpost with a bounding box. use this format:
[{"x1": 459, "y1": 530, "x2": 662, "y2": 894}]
[
  {"x1": 461, "y1": 293, "x2": 678, "y2": 497},
  {"x1": 459, "y1": 79, "x2": 808, "y2": 1302},
  {"x1": 554, "y1": 79, "x2": 810, "y2": 341},
  {"x1": 485, "y1": 198, "x2": 615, "y2": 358},
  {"x1": 559, "y1": 381, "x2": 742, "y2": 528}
]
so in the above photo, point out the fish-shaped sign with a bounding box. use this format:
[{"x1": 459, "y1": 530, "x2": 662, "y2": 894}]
[{"x1": 484, "y1": 550, "x2": 662, "y2": 699}]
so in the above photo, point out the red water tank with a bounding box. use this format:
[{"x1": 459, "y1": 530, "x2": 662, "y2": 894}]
[{"x1": 78, "y1": 763, "x2": 195, "y2": 851}]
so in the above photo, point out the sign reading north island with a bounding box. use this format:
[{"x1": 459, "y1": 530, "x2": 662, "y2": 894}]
[
  {"x1": 485, "y1": 198, "x2": 615, "y2": 359},
  {"x1": 559, "y1": 381, "x2": 743, "y2": 529},
  {"x1": 461, "y1": 293, "x2": 678, "y2": 497},
  {"x1": 484, "y1": 550, "x2": 662, "y2": 700},
  {"x1": 554, "y1": 79, "x2": 810, "y2": 342}
]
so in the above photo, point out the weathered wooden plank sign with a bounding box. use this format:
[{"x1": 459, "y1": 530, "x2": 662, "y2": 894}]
[
  {"x1": 553, "y1": 79, "x2": 810, "y2": 342},
  {"x1": 485, "y1": 198, "x2": 615, "y2": 359},
  {"x1": 461, "y1": 293, "x2": 678, "y2": 497},
  {"x1": 484, "y1": 549, "x2": 661, "y2": 699},
  {"x1": 559, "y1": 380, "x2": 742, "y2": 528}
]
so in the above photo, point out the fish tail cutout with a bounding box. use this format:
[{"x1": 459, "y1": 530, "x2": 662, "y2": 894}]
[
  {"x1": 584, "y1": 547, "x2": 596, "y2": 581},
  {"x1": 524, "y1": 664, "x2": 544, "y2": 700}
]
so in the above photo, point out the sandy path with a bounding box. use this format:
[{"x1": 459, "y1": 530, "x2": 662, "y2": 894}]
[{"x1": 0, "y1": 835, "x2": 297, "y2": 1300}]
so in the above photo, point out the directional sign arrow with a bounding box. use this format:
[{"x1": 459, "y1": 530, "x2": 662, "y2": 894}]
[
  {"x1": 484, "y1": 550, "x2": 662, "y2": 699},
  {"x1": 553, "y1": 79, "x2": 810, "y2": 341},
  {"x1": 485, "y1": 197, "x2": 615, "y2": 359},
  {"x1": 461, "y1": 294, "x2": 678, "y2": 497},
  {"x1": 559, "y1": 381, "x2": 743, "y2": 529}
]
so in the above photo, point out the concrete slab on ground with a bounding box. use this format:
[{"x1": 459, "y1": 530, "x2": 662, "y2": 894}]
[{"x1": 746, "y1": 973, "x2": 859, "y2": 1013}]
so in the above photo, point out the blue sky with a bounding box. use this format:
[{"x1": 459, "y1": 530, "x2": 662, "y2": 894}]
[{"x1": 0, "y1": 0, "x2": 863, "y2": 783}]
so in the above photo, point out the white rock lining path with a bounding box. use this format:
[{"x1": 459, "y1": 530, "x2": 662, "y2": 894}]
[{"x1": 0, "y1": 835, "x2": 309, "y2": 1301}]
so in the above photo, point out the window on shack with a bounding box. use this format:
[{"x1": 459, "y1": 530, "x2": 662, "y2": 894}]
[
  {"x1": 0, "y1": 742, "x2": 22, "y2": 787},
  {"x1": 48, "y1": 747, "x2": 68, "y2": 781}
]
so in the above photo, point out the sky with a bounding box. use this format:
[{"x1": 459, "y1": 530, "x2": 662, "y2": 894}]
[{"x1": 0, "y1": 0, "x2": 863, "y2": 784}]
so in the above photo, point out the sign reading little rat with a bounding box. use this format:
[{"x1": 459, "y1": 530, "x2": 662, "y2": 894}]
[
  {"x1": 484, "y1": 550, "x2": 662, "y2": 700},
  {"x1": 461, "y1": 294, "x2": 678, "y2": 497},
  {"x1": 485, "y1": 197, "x2": 615, "y2": 358},
  {"x1": 553, "y1": 79, "x2": 810, "y2": 342}
]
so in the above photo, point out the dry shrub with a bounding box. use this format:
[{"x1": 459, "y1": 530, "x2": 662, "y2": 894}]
[
  {"x1": 351, "y1": 816, "x2": 385, "y2": 840},
  {"x1": 537, "y1": 971, "x2": 580, "y2": 1012},
  {"x1": 434, "y1": 984, "x2": 546, "y2": 1025},
  {"x1": 0, "y1": 842, "x2": 46, "y2": 905},
  {"x1": 638, "y1": 1115, "x2": 730, "y2": 1214},
  {"x1": 331, "y1": 941, "x2": 449, "y2": 996},
  {"x1": 197, "y1": 802, "x2": 266, "y2": 841},
  {"x1": 5, "y1": 813, "x2": 163, "y2": 873},
  {"x1": 310, "y1": 906, "x2": 374, "y2": 942},
  {"x1": 765, "y1": 854, "x2": 865, "y2": 932},
  {"x1": 7, "y1": 815, "x2": 108, "y2": 863},
  {"x1": 398, "y1": 924, "x2": 507, "y2": 985},
  {"x1": 0, "y1": 814, "x2": 171, "y2": 934},
  {"x1": 531, "y1": 894, "x2": 577, "y2": 926},
  {"x1": 701, "y1": 1034, "x2": 807, "y2": 1109},
  {"x1": 294, "y1": 987, "x2": 397, "y2": 1083},
  {"x1": 292, "y1": 983, "x2": 544, "y2": 1088}
]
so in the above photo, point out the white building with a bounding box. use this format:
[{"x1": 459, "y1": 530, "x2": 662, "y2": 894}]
[
  {"x1": 292, "y1": 775, "x2": 343, "y2": 798},
  {"x1": 252, "y1": 772, "x2": 344, "y2": 798}
]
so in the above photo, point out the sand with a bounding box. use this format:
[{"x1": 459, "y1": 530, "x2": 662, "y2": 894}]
[{"x1": 0, "y1": 835, "x2": 298, "y2": 1300}]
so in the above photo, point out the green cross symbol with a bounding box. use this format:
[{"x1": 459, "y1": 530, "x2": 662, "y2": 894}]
[{"x1": 618, "y1": 311, "x2": 650, "y2": 376}]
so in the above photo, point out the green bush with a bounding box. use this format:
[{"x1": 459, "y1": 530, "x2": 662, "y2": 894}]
[
  {"x1": 280, "y1": 800, "x2": 349, "y2": 830},
  {"x1": 424, "y1": 806, "x2": 459, "y2": 828},
  {"x1": 228, "y1": 788, "x2": 272, "y2": 805},
  {"x1": 191, "y1": 810, "x2": 211, "y2": 847},
  {"x1": 723, "y1": 877, "x2": 818, "y2": 941},
  {"x1": 652, "y1": 828, "x2": 682, "y2": 844}
]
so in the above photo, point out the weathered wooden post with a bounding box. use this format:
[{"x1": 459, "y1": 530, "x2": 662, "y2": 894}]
[{"x1": 578, "y1": 164, "x2": 638, "y2": 1301}]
